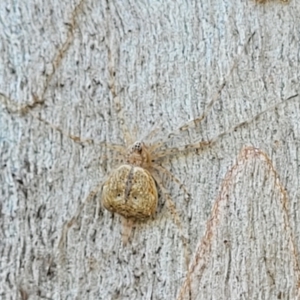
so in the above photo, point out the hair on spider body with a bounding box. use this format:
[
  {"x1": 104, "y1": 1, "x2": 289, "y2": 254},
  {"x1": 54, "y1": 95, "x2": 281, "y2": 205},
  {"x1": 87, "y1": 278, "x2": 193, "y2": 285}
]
[
  {"x1": 102, "y1": 164, "x2": 158, "y2": 219},
  {"x1": 125, "y1": 141, "x2": 152, "y2": 168},
  {"x1": 101, "y1": 141, "x2": 159, "y2": 220}
]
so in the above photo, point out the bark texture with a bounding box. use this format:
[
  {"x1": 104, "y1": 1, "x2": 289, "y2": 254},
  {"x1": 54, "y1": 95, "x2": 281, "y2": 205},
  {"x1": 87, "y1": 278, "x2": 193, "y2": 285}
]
[{"x1": 0, "y1": 0, "x2": 300, "y2": 299}]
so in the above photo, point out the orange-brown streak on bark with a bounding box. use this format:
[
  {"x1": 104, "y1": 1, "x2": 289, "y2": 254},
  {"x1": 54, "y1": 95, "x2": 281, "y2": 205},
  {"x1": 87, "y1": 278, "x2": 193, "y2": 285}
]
[{"x1": 176, "y1": 146, "x2": 300, "y2": 299}]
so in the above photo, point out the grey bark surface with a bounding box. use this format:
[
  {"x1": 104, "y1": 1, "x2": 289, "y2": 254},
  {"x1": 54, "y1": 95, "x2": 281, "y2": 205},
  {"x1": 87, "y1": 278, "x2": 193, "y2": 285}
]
[{"x1": 0, "y1": 0, "x2": 300, "y2": 299}]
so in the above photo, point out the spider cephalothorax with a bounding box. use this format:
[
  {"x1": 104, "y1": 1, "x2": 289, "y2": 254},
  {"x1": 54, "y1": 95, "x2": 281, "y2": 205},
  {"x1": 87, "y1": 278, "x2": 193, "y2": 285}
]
[
  {"x1": 101, "y1": 141, "x2": 158, "y2": 219},
  {"x1": 125, "y1": 141, "x2": 152, "y2": 168}
]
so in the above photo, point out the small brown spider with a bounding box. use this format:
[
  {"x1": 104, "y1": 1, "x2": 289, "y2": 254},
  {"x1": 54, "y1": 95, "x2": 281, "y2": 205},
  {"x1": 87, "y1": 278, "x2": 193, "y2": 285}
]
[
  {"x1": 55, "y1": 32, "x2": 258, "y2": 251},
  {"x1": 0, "y1": 32, "x2": 263, "y2": 251},
  {"x1": 98, "y1": 129, "x2": 195, "y2": 245}
]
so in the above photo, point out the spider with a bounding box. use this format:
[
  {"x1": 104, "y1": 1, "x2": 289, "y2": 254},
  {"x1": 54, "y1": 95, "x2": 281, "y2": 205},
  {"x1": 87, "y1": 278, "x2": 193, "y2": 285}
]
[
  {"x1": 1, "y1": 32, "x2": 298, "y2": 298},
  {"x1": 1, "y1": 30, "x2": 295, "y2": 252},
  {"x1": 55, "y1": 34, "x2": 254, "y2": 250},
  {"x1": 1, "y1": 31, "x2": 296, "y2": 261}
]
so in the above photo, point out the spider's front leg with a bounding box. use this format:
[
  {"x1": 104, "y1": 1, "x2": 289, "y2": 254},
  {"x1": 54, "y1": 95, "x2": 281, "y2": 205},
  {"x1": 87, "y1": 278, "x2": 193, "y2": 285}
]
[
  {"x1": 152, "y1": 163, "x2": 191, "y2": 201},
  {"x1": 148, "y1": 33, "x2": 256, "y2": 154},
  {"x1": 152, "y1": 93, "x2": 299, "y2": 159}
]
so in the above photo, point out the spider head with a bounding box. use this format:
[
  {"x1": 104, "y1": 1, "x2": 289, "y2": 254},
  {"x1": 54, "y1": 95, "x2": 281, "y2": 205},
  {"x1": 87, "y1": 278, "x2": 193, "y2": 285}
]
[
  {"x1": 126, "y1": 141, "x2": 151, "y2": 168},
  {"x1": 132, "y1": 141, "x2": 143, "y2": 152}
]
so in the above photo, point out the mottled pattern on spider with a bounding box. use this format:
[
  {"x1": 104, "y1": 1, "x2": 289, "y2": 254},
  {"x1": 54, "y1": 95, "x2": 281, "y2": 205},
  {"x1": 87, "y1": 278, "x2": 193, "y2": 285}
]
[
  {"x1": 100, "y1": 118, "x2": 198, "y2": 223},
  {"x1": 102, "y1": 141, "x2": 158, "y2": 220},
  {"x1": 98, "y1": 117, "x2": 200, "y2": 246}
]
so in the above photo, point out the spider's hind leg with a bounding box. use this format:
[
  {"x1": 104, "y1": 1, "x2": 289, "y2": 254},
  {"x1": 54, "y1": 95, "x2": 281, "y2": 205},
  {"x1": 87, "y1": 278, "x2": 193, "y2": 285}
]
[
  {"x1": 151, "y1": 171, "x2": 190, "y2": 269},
  {"x1": 121, "y1": 218, "x2": 135, "y2": 246},
  {"x1": 152, "y1": 163, "x2": 191, "y2": 201},
  {"x1": 58, "y1": 181, "x2": 104, "y2": 252}
]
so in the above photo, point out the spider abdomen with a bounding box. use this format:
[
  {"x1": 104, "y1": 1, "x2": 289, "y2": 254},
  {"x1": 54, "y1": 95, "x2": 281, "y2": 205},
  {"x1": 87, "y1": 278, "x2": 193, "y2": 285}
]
[{"x1": 102, "y1": 164, "x2": 158, "y2": 219}]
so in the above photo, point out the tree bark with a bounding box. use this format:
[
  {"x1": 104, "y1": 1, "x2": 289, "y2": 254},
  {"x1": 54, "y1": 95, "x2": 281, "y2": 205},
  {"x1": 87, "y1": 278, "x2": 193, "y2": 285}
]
[{"x1": 0, "y1": 0, "x2": 299, "y2": 299}]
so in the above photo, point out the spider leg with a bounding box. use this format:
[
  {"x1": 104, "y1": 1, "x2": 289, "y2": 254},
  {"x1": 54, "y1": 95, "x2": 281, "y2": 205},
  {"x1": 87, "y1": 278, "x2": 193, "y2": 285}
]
[
  {"x1": 153, "y1": 93, "x2": 299, "y2": 159},
  {"x1": 150, "y1": 171, "x2": 190, "y2": 270},
  {"x1": 112, "y1": 93, "x2": 133, "y2": 146},
  {"x1": 106, "y1": 19, "x2": 133, "y2": 146},
  {"x1": 34, "y1": 112, "x2": 126, "y2": 154},
  {"x1": 58, "y1": 181, "x2": 104, "y2": 251},
  {"x1": 153, "y1": 141, "x2": 209, "y2": 159},
  {"x1": 152, "y1": 164, "x2": 191, "y2": 201},
  {"x1": 0, "y1": 93, "x2": 126, "y2": 154},
  {"x1": 149, "y1": 33, "x2": 256, "y2": 154},
  {"x1": 140, "y1": 115, "x2": 164, "y2": 143},
  {"x1": 121, "y1": 217, "x2": 135, "y2": 246}
]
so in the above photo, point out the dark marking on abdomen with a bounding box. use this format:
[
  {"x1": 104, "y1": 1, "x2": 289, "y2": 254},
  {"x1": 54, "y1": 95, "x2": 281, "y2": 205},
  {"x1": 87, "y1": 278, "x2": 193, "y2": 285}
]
[{"x1": 124, "y1": 166, "x2": 135, "y2": 202}]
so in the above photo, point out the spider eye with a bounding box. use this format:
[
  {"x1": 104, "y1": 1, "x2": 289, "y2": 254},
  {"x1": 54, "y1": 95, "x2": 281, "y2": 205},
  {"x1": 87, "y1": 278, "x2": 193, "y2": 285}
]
[
  {"x1": 117, "y1": 193, "x2": 121, "y2": 197},
  {"x1": 133, "y1": 141, "x2": 142, "y2": 152}
]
